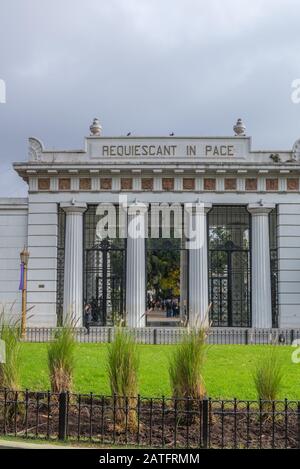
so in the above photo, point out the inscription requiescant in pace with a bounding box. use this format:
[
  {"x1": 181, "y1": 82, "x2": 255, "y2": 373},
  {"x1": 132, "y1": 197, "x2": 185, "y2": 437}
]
[{"x1": 102, "y1": 144, "x2": 235, "y2": 157}]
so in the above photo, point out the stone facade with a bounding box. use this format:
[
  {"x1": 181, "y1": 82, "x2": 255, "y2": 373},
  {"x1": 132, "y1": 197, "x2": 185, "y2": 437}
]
[{"x1": 2, "y1": 123, "x2": 300, "y2": 328}]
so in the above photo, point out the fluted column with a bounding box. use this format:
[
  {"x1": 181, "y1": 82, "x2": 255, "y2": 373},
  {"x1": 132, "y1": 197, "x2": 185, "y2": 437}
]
[
  {"x1": 248, "y1": 203, "x2": 275, "y2": 328},
  {"x1": 61, "y1": 202, "x2": 87, "y2": 326},
  {"x1": 126, "y1": 202, "x2": 148, "y2": 328},
  {"x1": 186, "y1": 202, "x2": 212, "y2": 327}
]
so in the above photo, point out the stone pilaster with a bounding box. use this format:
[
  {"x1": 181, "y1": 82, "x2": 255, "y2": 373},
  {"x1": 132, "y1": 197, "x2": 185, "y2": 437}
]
[
  {"x1": 248, "y1": 203, "x2": 275, "y2": 328},
  {"x1": 61, "y1": 202, "x2": 87, "y2": 326}
]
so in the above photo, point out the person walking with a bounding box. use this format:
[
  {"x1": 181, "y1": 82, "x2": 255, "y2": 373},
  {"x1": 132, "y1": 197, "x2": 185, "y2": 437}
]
[
  {"x1": 166, "y1": 299, "x2": 173, "y2": 318},
  {"x1": 84, "y1": 303, "x2": 92, "y2": 335},
  {"x1": 172, "y1": 299, "x2": 179, "y2": 317}
]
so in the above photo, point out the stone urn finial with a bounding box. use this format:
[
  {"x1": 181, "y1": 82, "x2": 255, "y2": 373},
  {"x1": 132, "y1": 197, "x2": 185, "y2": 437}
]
[
  {"x1": 233, "y1": 118, "x2": 246, "y2": 136},
  {"x1": 89, "y1": 118, "x2": 102, "y2": 136}
]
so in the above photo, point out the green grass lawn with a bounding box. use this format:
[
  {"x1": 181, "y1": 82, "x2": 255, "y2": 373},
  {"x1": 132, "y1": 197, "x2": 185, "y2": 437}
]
[{"x1": 19, "y1": 343, "x2": 299, "y2": 400}]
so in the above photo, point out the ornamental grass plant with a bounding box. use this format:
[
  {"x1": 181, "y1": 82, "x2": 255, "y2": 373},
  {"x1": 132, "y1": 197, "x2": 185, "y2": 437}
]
[
  {"x1": 253, "y1": 345, "x2": 283, "y2": 402},
  {"x1": 168, "y1": 322, "x2": 208, "y2": 401},
  {"x1": 0, "y1": 308, "x2": 21, "y2": 390},
  {"x1": 107, "y1": 325, "x2": 140, "y2": 431},
  {"x1": 47, "y1": 316, "x2": 76, "y2": 393}
]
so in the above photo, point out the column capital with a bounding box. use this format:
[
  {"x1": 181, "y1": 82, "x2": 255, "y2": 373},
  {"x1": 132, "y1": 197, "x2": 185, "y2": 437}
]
[
  {"x1": 60, "y1": 201, "x2": 87, "y2": 214},
  {"x1": 247, "y1": 203, "x2": 275, "y2": 215}
]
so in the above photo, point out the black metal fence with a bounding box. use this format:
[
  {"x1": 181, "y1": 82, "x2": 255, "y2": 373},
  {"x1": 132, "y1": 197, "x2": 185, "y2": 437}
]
[
  {"x1": 0, "y1": 389, "x2": 299, "y2": 449},
  {"x1": 23, "y1": 327, "x2": 300, "y2": 345}
]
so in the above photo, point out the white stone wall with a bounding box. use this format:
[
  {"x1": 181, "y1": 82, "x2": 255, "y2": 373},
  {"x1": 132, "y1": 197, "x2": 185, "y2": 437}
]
[
  {"x1": 278, "y1": 204, "x2": 300, "y2": 327},
  {"x1": 26, "y1": 196, "x2": 58, "y2": 326},
  {"x1": 0, "y1": 198, "x2": 28, "y2": 320}
]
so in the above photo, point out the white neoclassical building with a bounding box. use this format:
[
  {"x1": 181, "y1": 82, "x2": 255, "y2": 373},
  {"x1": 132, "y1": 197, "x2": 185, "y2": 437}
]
[{"x1": 2, "y1": 118, "x2": 300, "y2": 329}]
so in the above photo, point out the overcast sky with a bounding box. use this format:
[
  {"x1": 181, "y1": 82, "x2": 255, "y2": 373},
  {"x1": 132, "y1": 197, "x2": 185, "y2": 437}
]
[{"x1": 1, "y1": 0, "x2": 300, "y2": 196}]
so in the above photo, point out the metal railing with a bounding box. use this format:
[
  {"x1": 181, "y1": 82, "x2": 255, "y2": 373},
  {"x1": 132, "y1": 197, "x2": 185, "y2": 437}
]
[
  {"x1": 0, "y1": 389, "x2": 299, "y2": 449},
  {"x1": 23, "y1": 327, "x2": 300, "y2": 345}
]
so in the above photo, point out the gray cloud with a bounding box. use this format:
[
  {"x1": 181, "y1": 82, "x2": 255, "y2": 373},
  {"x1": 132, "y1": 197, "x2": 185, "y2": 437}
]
[{"x1": 1, "y1": 0, "x2": 300, "y2": 196}]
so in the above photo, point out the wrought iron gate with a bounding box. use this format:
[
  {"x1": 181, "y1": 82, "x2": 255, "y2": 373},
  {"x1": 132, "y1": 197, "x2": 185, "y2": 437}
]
[
  {"x1": 209, "y1": 241, "x2": 251, "y2": 327},
  {"x1": 208, "y1": 206, "x2": 251, "y2": 327},
  {"x1": 84, "y1": 240, "x2": 126, "y2": 326}
]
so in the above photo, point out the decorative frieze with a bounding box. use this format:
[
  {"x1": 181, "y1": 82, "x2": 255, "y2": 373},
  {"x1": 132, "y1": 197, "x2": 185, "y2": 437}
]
[
  {"x1": 162, "y1": 178, "x2": 174, "y2": 191},
  {"x1": 33, "y1": 173, "x2": 300, "y2": 193},
  {"x1": 245, "y1": 178, "x2": 257, "y2": 191},
  {"x1": 224, "y1": 178, "x2": 237, "y2": 191},
  {"x1": 79, "y1": 178, "x2": 91, "y2": 190},
  {"x1": 100, "y1": 178, "x2": 112, "y2": 190},
  {"x1": 204, "y1": 178, "x2": 216, "y2": 191},
  {"x1": 141, "y1": 178, "x2": 154, "y2": 191},
  {"x1": 266, "y1": 178, "x2": 278, "y2": 191},
  {"x1": 121, "y1": 178, "x2": 133, "y2": 190},
  {"x1": 38, "y1": 178, "x2": 50, "y2": 190},
  {"x1": 58, "y1": 178, "x2": 71, "y2": 191},
  {"x1": 183, "y1": 178, "x2": 195, "y2": 190},
  {"x1": 287, "y1": 178, "x2": 299, "y2": 191}
]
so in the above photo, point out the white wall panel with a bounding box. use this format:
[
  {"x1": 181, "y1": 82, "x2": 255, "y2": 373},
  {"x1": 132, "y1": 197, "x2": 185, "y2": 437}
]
[
  {"x1": 0, "y1": 214, "x2": 27, "y2": 226},
  {"x1": 279, "y1": 258, "x2": 300, "y2": 272},
  {"x1": 278, "y1": 226, "x2": 300, "y2": 236},
  {"x1": 278, "y1": 205, "x2": 300, "y2": 215},
  {"x1": 28, "y1": 258, "x2": 57, "y2": 270},
  {"x1": 278, "y1": 281, "x2": 300, "y2": 293},
  {"x1": 28, "y1": 225, "x2": 57, "y2": 236},
  {"x1": 28, "y1": 281, "x2": 56, "y2": 292},
  {"x1": 28, "y1": 203, "x2": 58, "y2": 214},
  {"x1": 0, "y1": 200, "x2": 28, "y2": 318},
  {"x1": 278, "y1": 247, "x2": 300, "y2": 258},
  {"x1": 279, "y1": 293, "x2": 300, "y2": 304},
  {"x1": 278, "y1": 215, "x2": 300, "y2": 225},
  {"x1": 27, "y1": 291, "x2": 56, "y2": 303},
  {"x1": 28, "y1": 213, "x2": 57, "y2": 225},
  {"x1": 278, "y1": 237, "x2": 300, "y2": 248},
  {"x1": 27, "y1": 236, "x2": 58, "y2": 247},
  {"x1": 278, "y1": 204, "x2": 300, "y2": 327},
  {"x1": 27, "y1": 269, "x2": 57, "y2": 281},
  {"x1": 28, "y1": 247, "x2": 57, "y2": 259},
  {"x1": 26, "y1": 196, "x2": 58, "y2": 327},
  {"x1": 27, "y1": 303, "x2": 57, "y2": 327}
]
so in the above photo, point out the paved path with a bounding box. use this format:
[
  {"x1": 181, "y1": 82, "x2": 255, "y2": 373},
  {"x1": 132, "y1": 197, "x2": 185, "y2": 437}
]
[{"x1": 0, "y1": 439, "x2": 80, "y2": 449}]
